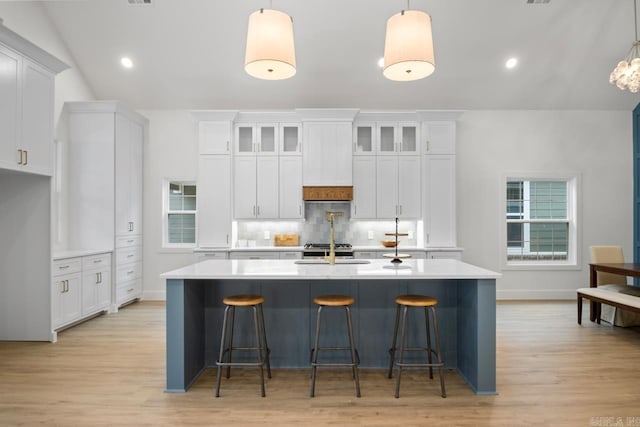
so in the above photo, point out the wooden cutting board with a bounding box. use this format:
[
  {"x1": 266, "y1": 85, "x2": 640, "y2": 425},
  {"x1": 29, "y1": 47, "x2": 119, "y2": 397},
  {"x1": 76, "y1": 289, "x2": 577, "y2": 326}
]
[{"x1": 274, "y1": 234, "x2": 300, "y2": 246}]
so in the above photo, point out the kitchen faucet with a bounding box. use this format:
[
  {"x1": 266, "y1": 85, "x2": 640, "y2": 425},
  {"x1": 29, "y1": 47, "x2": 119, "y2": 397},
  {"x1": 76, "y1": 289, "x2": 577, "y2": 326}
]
[{"x1": 324, "y1": 211, "x2": 343, "y2": 265}]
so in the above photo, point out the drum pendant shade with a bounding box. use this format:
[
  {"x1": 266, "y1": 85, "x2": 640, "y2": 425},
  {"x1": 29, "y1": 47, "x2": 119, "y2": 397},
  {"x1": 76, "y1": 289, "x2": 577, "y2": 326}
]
[
  {"x1": 245, "y1": 8, "x2": 296, "y2": 80},
  {"x1": 383, "y1": 10, "x2": 435, "y2": 82}
]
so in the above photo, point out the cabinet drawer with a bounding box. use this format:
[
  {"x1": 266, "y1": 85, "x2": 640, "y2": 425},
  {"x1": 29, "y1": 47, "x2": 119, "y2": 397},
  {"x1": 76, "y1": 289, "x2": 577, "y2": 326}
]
[
  {"x1": 353, "y1": 251, "x2": 381, "y2": 259},
  {"x1": 116, "y1": 246, "x2": 141, "y2": 265},
  {"x1": 82, "y1": 253, "x2": 112, "y2": 270},
  {"x1": 279, "y1": 251, "x2": 301, "y2": 260},
  {"x1": 229, "y1": 251, "x2": 280, "y2": 260},
  {"x1": 196, "y1": 251, "x2": 228, "y2": 260},
  {"x1": 117, "y1": 278, "x2": 142, "y2": 304},
  {"x1": 116, "y1": 235, "x2": 142, "y2": 248},
  {"x1": 53, "y1": 258, "x2": 82, "y2": 276},
  {"x1": 116, "y1": 262, "x2": 142, "y2": 283}
]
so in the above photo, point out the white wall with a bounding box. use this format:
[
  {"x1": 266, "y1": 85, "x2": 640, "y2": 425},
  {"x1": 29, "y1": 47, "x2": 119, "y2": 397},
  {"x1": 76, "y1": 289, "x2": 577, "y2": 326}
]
[
  {"x1": 139, "y1": 109, "x2": 634, "y2": 301},
  {"x1": 138, "y1": 110, "x2": 200, "y2": 300},
  {"x1": 0, "y1": 3, "x2": 95, "y2": 119},
  {"x1": 457, "y1": 110, "x2": 632, "y2": 299}
]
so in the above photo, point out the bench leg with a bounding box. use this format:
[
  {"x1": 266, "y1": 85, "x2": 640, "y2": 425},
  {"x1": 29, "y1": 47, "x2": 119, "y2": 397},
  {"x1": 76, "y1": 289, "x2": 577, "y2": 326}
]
[
  {"x1": 596, "y1": 303, "x2": 601, "y2": 325},
  {"x1": 577, "y1": 294, "x2": 582, "y2": 325}
]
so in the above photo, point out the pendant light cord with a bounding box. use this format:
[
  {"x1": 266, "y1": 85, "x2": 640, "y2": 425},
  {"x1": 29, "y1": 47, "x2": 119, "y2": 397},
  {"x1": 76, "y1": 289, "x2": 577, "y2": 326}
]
[{"x1": 632, "y1": 0, "x2": 638, "y2": 41}]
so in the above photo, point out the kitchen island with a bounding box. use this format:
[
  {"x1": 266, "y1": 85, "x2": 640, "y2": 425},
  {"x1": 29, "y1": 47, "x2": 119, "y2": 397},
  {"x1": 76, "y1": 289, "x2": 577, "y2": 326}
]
[{"x1": 161, "y1": 258, "x2": 500, "y2": 395}]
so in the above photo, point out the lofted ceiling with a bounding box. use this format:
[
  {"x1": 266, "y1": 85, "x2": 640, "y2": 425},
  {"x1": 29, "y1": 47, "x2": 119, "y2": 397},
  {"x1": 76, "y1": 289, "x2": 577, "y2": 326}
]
[{"x1": 30, "y1": 0, "x2": 640, "y2": 110}]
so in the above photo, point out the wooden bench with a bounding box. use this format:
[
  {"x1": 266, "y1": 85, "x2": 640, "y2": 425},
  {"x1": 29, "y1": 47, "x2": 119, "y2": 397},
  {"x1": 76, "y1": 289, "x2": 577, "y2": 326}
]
[{"x1": 577, "y1": 287, "x2": 640, "y2": 325}]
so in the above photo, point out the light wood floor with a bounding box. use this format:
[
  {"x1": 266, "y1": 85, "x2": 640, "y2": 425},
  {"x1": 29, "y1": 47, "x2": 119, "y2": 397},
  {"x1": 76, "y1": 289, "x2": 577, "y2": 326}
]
[{"x1": 1, "y1": 301, "x2": 639, "y2": 426}]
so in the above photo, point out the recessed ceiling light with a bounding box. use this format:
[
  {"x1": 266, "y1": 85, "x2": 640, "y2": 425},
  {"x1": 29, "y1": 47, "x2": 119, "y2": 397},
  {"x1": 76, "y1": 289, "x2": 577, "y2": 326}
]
[
  {"x1": 378, "y1": 57, "x2": 384, "y2": 68},
  {"x1": 120, "y1": 57, "x2": 134, "y2": 69},
  {"x1": 505, "y1": 57, "x2": 518, "y2": 69}
]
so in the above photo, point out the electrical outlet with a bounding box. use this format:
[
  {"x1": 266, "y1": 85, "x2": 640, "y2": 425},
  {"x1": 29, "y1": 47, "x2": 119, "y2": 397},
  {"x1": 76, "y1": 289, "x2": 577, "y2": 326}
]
[
  {"x1": 264, "y1": 230, "x2": 270, "y2": 240},
  {"x1": 367, "y1": 230, "x2": 374, "y2": 240}
]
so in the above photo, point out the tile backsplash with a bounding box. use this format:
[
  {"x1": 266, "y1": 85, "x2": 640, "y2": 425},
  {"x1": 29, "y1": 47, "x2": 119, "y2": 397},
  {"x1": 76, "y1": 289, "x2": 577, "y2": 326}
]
[{"x1": 235, "y1": 202, "x2": 419, "y2": 247}]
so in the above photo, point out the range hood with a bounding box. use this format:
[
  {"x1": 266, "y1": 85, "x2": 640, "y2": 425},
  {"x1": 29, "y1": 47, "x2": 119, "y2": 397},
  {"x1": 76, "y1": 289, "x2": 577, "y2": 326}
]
[{"x1": 303, "y1": 186, "x2": 353, "y2": 201}]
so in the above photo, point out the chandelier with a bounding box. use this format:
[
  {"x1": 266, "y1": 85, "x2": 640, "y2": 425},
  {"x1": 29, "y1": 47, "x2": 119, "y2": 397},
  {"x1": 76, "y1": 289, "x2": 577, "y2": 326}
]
[{"x1": 609, "y1": 0, "x2": 640, "y2": 93}]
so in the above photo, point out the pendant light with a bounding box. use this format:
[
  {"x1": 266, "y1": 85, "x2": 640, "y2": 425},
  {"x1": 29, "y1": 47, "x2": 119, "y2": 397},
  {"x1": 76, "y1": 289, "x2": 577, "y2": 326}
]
[
  {"x1": 244, "y1": 2, "x2": 296, "y2": 80},
  {"x1": 609, "y1": 0, "x2": 640, "y2": 92},
  {"x1": 383, "y1": 1, "x2": 435, "y2": 82}
]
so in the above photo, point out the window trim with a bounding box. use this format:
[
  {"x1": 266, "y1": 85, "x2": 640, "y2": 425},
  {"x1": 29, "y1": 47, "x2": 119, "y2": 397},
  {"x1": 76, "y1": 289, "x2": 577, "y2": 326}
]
[
  {"x1": 500, "y1": 172, "x2": 581, "y2": 271},
  {"x1": 162, "y1": 178, "x2": 197, "y2": 249}
]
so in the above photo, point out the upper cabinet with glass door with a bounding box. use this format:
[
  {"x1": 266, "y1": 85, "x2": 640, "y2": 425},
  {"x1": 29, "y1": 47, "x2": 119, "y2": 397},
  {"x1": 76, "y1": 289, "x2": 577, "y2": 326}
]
[
  {"x1": 377, "y1": 122, "x2": 420, "y2": 155},
  {"x1": 279, "y1": 123, "x2": 301, "y2": 155},
  {"x1": 234, "y1": 124, "x2": 278, "y2": 156},
  {"x1": 353, "y1": 123, "x2": 376, "y2": 156}
]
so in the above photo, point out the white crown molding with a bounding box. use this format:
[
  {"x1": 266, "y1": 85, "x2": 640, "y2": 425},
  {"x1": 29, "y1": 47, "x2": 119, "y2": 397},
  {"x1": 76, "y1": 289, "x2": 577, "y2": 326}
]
[
  {"x1": 64, "y1": 100, "x2": 148, "y2": 125},
  {"x1": 0, "y1": 21, "x2": 69, "y2": 74}
]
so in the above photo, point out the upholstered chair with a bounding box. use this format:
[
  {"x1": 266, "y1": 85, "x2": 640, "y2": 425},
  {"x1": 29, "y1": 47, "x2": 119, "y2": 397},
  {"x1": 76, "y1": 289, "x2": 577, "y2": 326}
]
[{"x1": 590, "y1": 246, "x2": 640, "y2": 326}]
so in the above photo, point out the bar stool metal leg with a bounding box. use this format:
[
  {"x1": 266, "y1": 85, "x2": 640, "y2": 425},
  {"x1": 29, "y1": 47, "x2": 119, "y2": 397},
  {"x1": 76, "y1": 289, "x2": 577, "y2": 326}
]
[
  {"x1": 387, "y1": 304, "x2": 401, "y2": 379},
  {"x1": 215, "y1": 305, "x2": 231, "y2": 398},
  {"x1": 225, "y1": 305, "x2": 235, "y2": 379},
  {"x1": 425, "y1": 306, "x2": 433, "y2": 379},
  {"x1": 395, "y1": 305, "x2": 409, "y2": 398},
  {"x1": 258, "y1": 303, "x2": 272, "y2": 379},
  {"x1": 310, "y1": 305, "x2": 323, "y2": 397},
  {"x1": 252, "y1": 305, "x2": 266, "y2": 397},
  {"x1": 345, "y1": 306, "x2": 361, "y2": 397},
  {"x1": 431, "y1": 306, "x2": 446, "y2": 398}
]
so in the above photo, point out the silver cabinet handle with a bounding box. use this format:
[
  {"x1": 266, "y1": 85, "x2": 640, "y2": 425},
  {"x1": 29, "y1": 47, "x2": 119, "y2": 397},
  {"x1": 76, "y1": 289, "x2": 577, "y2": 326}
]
[
  {"x1": 59, "y1": 265, "x2": 70, "y2": 270},
  {"x1": 17, "y1": 149, "x2": 23, "y2": 165},
  {"x1": 96, "y1": 272, "x2": 100, "y2": 284},
  {"x1": 127, "y1": 270, "x2": 134, "y2": 275},
  {"x1": 257, "y1": 206, "x2": 260, "y2": 216},
  {"x1": 399, "y1": 205, "x2": 403, "y2": 215},
  {"x1": 426, "y1": 140, "x2": 430, "y2": 152},
  {"x1": 24, "y1": 150, "x2": 27, "y2": 165},
  {"x1": 93, "y1": 259, "x2": 102, "y2": 264},
  {"x1": 227, "y1": 141, "x2": 230, "y2": 152},
  {"x1": 299, "y1": 205, "x2": 302, "y2": 215},
  {"x1": 253, "y1": 206, "x2": 256, "y2": 216},
  {"x1": 127, "y1": 254, "x2": 135, "y2": 258}
]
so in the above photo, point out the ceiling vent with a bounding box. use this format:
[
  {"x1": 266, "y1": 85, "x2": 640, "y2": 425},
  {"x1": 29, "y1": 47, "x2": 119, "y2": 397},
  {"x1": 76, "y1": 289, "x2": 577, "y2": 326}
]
[
  {"x1": 526, "y1": 0, "x2": 550, "y2": 3},
  {"x1": 128, "y1": 0, "x2": 152, "y2": 5}
]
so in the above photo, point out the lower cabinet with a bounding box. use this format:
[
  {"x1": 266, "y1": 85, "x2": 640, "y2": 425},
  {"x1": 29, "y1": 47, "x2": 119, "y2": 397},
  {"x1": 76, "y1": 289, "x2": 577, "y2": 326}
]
[
  {"x1": 52, "y1": 252, "x2": 112, "y2": 330},
  {"x1": 115, "y1": 236, "x2": 142, "y2": 307},
  {"x1": 228, "y1": 250, "x2": 302, "y2": 260}
]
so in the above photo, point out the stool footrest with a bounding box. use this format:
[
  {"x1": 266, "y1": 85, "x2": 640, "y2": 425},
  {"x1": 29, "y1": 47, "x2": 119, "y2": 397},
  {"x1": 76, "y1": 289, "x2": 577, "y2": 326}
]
[
  {"x1": 395, "y1": 362, "x2": 444, "y2": 368},
  {"x1": 311, "y1": 362, "x2": 358, "y2": 367},
  {"x1": 216, "y1": 361, "x2": 266, "y2": 367}
]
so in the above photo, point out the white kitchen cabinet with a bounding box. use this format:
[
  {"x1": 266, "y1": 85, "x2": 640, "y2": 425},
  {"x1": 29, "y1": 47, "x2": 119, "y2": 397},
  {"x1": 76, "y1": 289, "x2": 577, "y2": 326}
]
[
  {"x1": 303, "y1": 122, "x2": 352, "y2": 186},
  {"x1": 423, "y1": 121, "x2": 456, "y2": 155},
  {"x1": 52, "y1": 257, "x2": 82, "y2": 330},
  {"x1": 353, "y1": 122, "x2": 376, "y2": 155},
  {"x1": 279, "y1": 156, "x2": 304, "y2": 219},
  {"x1": 81, "y1": 253, "x2": 111, "y2": 317},
  {"x1": 198, "y1": 155, "x2": 231, "y2": 247},
  {"x1": 115, "y1": 113, "x2": 143, "y2": 236},
  {"x1": 352, "y1": 156, "x2": 376, "y2": 219},
  {"x1": 424, "y1": 154, "x2": 456, "y2": 247},
  {"x1": 66, "y1": 101, "x2": 147, "y2": 309},
  {"x1": 376, "y1": 156, "x2": 421, "y2": 219},
  {"x1": 199, "y1": 121, "x2": 232, "y2": 154},
  {"x1": 279, "y1": 251, "x2": 302, "y2": 260},
  {"x1": 195, "y1": 251, "x2": 228, "y2": 261},
  {"x1": 0, "y1": 35, "x2": 65, "y2": 176},
  {"x1": 279, "y1": 123, "x2": 302, "y2": 155},
  {"x1": 235, "y1": 123, "x2": 278, "y2": 156},
  {"x1": 0, "y1": 23, "x2": 67, "y2": 342},
  {"x1": 377, "y1": 122, "x2": 420, "y2": 155},
  {"x1": 234, "y1": 156, "x2": 279, "y2": 219}
]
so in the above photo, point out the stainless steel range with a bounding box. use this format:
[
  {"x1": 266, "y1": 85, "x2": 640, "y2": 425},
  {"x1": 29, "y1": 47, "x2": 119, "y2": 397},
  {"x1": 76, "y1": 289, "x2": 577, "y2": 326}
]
[{"x1": 303, "y1": 243, "x2": 354, "y2": 259}]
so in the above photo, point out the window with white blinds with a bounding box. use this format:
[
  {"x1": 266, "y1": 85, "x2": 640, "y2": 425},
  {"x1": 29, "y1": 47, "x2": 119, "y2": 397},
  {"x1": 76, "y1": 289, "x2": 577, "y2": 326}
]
[
  {"x1": 502, "y1": 173, "x2": 580, "y2": 269},
  {"x1": 164, "y1": 180, "x2": 196, "y2": 247}
]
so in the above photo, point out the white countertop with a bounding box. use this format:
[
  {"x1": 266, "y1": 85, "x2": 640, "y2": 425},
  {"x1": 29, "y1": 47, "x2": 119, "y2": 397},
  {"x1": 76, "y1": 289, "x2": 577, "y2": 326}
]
[
  {"x1": 53, "y1": 248, "x2": 112, "y2": 260},
  {"x1": 161, "y1": 258, "x2": 500, "y2": 281},
  {"x1": 196, "y1": 246, "x2": 463, "y2": 252}
]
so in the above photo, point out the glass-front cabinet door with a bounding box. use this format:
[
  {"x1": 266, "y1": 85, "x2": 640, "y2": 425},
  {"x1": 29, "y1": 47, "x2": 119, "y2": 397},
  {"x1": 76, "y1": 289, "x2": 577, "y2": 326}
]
[
  {"x1": 377, "y1": 122, "x2": 420, "y2": 155},
  {"x1": 257, "y1": 124, "x2": 277, "y2": 154},
  {"x1": 280, "y1": 123, "x2": 301, "y2": 155},
  {"x1": 235, "y1": 124, "x2": 278, "y2": 155},
  {"x1": 398, "y1": 122, "x2": 419, "y2": 155},
  {"x1": 234, "y1": 124, "x2": 255, "y2": 155},
  {"x1": 377, "y1": 123, "x2": 396, "y2": 154},
  {"x1": 353, "y1": 123, "x2": 375, "y2": 155}
]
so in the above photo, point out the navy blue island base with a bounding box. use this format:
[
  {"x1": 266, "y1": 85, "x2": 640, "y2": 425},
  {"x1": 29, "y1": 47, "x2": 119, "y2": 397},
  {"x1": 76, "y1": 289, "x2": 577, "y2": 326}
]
[{"x1": 163, "y1": 259, "x2": 499, "y2": 395}]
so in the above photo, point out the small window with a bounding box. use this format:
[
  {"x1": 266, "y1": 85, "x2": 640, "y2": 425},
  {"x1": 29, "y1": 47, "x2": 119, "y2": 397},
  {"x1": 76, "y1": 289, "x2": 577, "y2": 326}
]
[
  {"x1": 164, "y1": 180, "x2": 196, "y2": 247},
  {"x1": 502, "y1": 173, "x2": 580, "y2": 269}
]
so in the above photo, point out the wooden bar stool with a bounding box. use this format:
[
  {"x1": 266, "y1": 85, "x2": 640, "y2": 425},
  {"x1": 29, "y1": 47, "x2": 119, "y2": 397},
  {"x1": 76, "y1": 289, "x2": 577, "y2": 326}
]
[
  {"x1": 215, "y1": 294, "x2": 271, "y2": 397},
  {"x1": 310, "y1": 294, "x2": 361, "y2": 398},
  {"x1": 388, "y1": 294, "x2": 446, "y2": 398}
]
